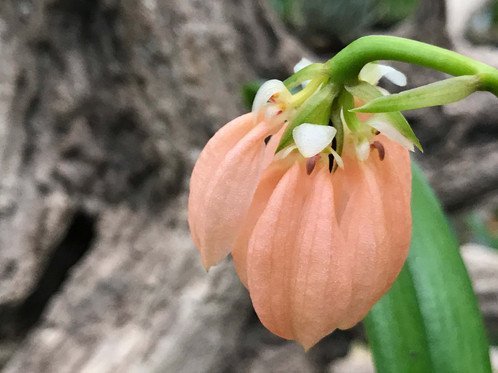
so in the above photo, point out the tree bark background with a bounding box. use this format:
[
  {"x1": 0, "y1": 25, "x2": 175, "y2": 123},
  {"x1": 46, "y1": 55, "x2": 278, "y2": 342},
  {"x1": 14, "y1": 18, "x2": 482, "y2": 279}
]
[
  {"x1": 0, "y1": 1, "x2": 308, "y2": 371},
  {"x1": 0, "y1": 0, "x2": 496, "y2": 372}
]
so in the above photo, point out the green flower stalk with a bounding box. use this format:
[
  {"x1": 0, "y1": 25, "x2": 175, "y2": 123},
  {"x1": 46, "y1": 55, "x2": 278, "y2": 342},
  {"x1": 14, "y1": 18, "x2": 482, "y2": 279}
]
[
  {"x1": 274, "y1": 35, "x2": 498, "y2": 159},
  {"x1": 326, "y1": 35, "x2": 498, "y2": 96}
]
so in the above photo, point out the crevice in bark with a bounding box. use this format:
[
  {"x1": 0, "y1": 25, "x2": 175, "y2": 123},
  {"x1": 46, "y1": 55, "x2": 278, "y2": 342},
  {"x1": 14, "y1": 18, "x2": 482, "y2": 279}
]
[
  {"x1": 16, "y1": 211, "x2": 96, "y2": 331},
  {"x1": 0, "y1": 211, "x2": 96, "y2": 346}
]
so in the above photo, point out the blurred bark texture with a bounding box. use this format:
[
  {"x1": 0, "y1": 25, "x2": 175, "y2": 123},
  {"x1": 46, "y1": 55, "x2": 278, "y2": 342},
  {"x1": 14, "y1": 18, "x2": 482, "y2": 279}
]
[
  {"x1": 0, "y1": 1, "x2": 311, "y2": 371},
  {"x1": 0, "y1": 0, "x2": 496, "y2": 372}
]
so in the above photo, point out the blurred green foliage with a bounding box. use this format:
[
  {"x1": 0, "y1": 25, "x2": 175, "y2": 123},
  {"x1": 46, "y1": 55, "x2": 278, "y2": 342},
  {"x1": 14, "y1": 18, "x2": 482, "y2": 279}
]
[
  {"x1": 241, "y1": 81, "x2": 264, "y2": 110},
  {"x1": 466, "y1": 211, "x2": 498, "y2": 250},
  {"x1": 492, "y1": 0, "x2": 498, "y2": 25},
  {"x1": 376, "y1": 0, "x2": 419, "y2": 25},
  {"x1": 467, "y1": 0, "x2": 498, "y2": 46},
  {"x1": 269, "y1": 0, "x2": 418, "y2": 47}
]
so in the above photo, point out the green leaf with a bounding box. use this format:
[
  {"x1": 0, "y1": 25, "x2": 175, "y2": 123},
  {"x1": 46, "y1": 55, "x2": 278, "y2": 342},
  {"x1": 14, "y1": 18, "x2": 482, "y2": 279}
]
[
  {"x1": 365, "y1": 162, "x2": 491, "y2": 373},
  {"x1": 345, "y1": 82, "x2": 422, "y2": 151},
  {"x1": 276, "y1": 83, "x2": 338, "y2": 153},
  {"x1": 352, "y1": 75, "x2": 480, "y2": 113},
  {"x1": 364, "y1": 266, "x2": 433, "y2": 372}
]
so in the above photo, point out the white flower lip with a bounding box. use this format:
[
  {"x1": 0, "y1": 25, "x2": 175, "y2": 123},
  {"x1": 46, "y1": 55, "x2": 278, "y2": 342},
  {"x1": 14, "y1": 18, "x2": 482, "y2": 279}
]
[
  {"x1": 359, "y1": 63, "x2": 407, "y2": 87},
  {"x1": 293, "y1": 123, "x2": 337, "y2": 158},
  {"x1": 252, "y1": 79, "x2": 288, "y2": 113}
]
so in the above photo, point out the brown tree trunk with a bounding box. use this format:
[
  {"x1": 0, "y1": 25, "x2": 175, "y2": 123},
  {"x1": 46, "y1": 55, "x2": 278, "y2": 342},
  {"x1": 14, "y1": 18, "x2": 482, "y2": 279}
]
[
  {"x1": 0, "y1": 0, "x2": 497, "y2": 372},
  {"x1": 0, "y1": 1, "x2": 310, "y2": 371}
]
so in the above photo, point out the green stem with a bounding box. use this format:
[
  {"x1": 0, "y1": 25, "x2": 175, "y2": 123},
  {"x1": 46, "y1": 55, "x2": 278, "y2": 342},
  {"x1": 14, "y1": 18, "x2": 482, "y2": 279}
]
[{"x1": 326, "y1": 35, "x2": 498, "y2": 96}]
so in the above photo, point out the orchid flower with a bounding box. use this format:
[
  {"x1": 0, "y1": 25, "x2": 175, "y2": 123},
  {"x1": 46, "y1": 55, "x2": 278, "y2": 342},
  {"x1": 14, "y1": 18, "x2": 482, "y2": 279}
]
[
  {"x1": 189, "y1": 62, "x2": 413, "y2": 349},
  {"x1": 188, "y1": 35, "x2": 498, "y2": 349}
]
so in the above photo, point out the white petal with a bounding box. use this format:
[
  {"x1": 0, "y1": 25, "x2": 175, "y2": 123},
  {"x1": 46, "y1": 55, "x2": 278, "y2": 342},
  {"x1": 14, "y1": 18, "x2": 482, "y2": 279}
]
[
  {"x1": 367, "y1": 116, "x2": 415, "y2": 151},
  {"x1": 252, "y1": 79, "x2": 288, "y2": 113},
  {"x1": 359, "y1": 63, "x2": 407, "y2": 87},
  {"x1": 293, "y1": 123, "x2": 337, "y2": 158},
  {"x1": 293, "y1": 57, "x2": 313, "y2": 73},
  {"x1": 356, "y1": 139, "x2": 371, "y2": 161},
  {"x1": 378, "y1": 64, "x2": 407, "y2": 87}
]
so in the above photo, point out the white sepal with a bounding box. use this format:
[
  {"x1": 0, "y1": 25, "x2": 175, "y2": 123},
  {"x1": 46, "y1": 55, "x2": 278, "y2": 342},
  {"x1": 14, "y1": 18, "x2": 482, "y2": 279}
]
[
  {"x1": 379, "y1": 64, "x2": 407, "y2": 86},
  {"x1": 252, "y1": 79, "x2": 288, "y2": 113},
  {"x1": 367, "y1": 116, "x2": 415, "y2": 151},
  {"x1": 293, "y1": 123, "x2": 337, "y2": 158},
  {"x1": 359, "y1": 63, "x2": 407, "y2": 87}
]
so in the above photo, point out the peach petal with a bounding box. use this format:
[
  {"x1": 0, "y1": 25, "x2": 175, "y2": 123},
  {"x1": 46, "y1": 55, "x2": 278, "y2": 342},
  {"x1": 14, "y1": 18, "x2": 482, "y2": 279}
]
[
  {"x1": 247, "y1": 162, "x2": 352, "y2": 349},
  {"x1": 232, "y1": 159, "x2": 291, "y2": 287},
  {"x1": 335, "y1": 162, "x2": 389, "y2": 329},
  {"x1": 231, "y1": 124, "x2": 295, "y2": 287},
  {"x1": 246, "y1": 163, "x2": 306, "y2": 340},
  {"x1": 370, "y1": 135, "x2": 411, "y2": 289},
  {"x1": 188, "y1": 113, "x2": 280, "y2": 269},
  {"x1": 189, "y1": 113, "x2": 254, "y2": 247},
  {"x1": 333, "y1": 135, "x2": 411, "y2": 329}
]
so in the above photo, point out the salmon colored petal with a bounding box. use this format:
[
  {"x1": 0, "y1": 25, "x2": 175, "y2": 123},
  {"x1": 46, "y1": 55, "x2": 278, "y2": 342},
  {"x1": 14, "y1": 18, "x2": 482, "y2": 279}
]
[
  {"x1": 370, "y1": 135, "x2": 412, "y2": 291},
  {"x1": 247, "y1": 163, "x2": 353, "y2": 349},
  {"x1": 335, "y1": 162, "x2": 389, "y2": 329},
  {"x1": 188, "y1": 113, "x2": 281, "y2": 269},
  {"x1": 189, "y1": 113, "x2": 254, "y2": 248},
  {"x1": 231, "y1": 125, "x2": 288, "y2": 284},
  {"x1": 232, "y1": 158, "x2": 291, "y2": 287},
  {"x1": 333, "y1": 135, "x2": 411, "y2": 329},
  {"x1": 289, "y1": 165, "x2": 353, "y2": 349},
  {"x1": 246, "y1": 163, "x2": 306, "y2": 341}
]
